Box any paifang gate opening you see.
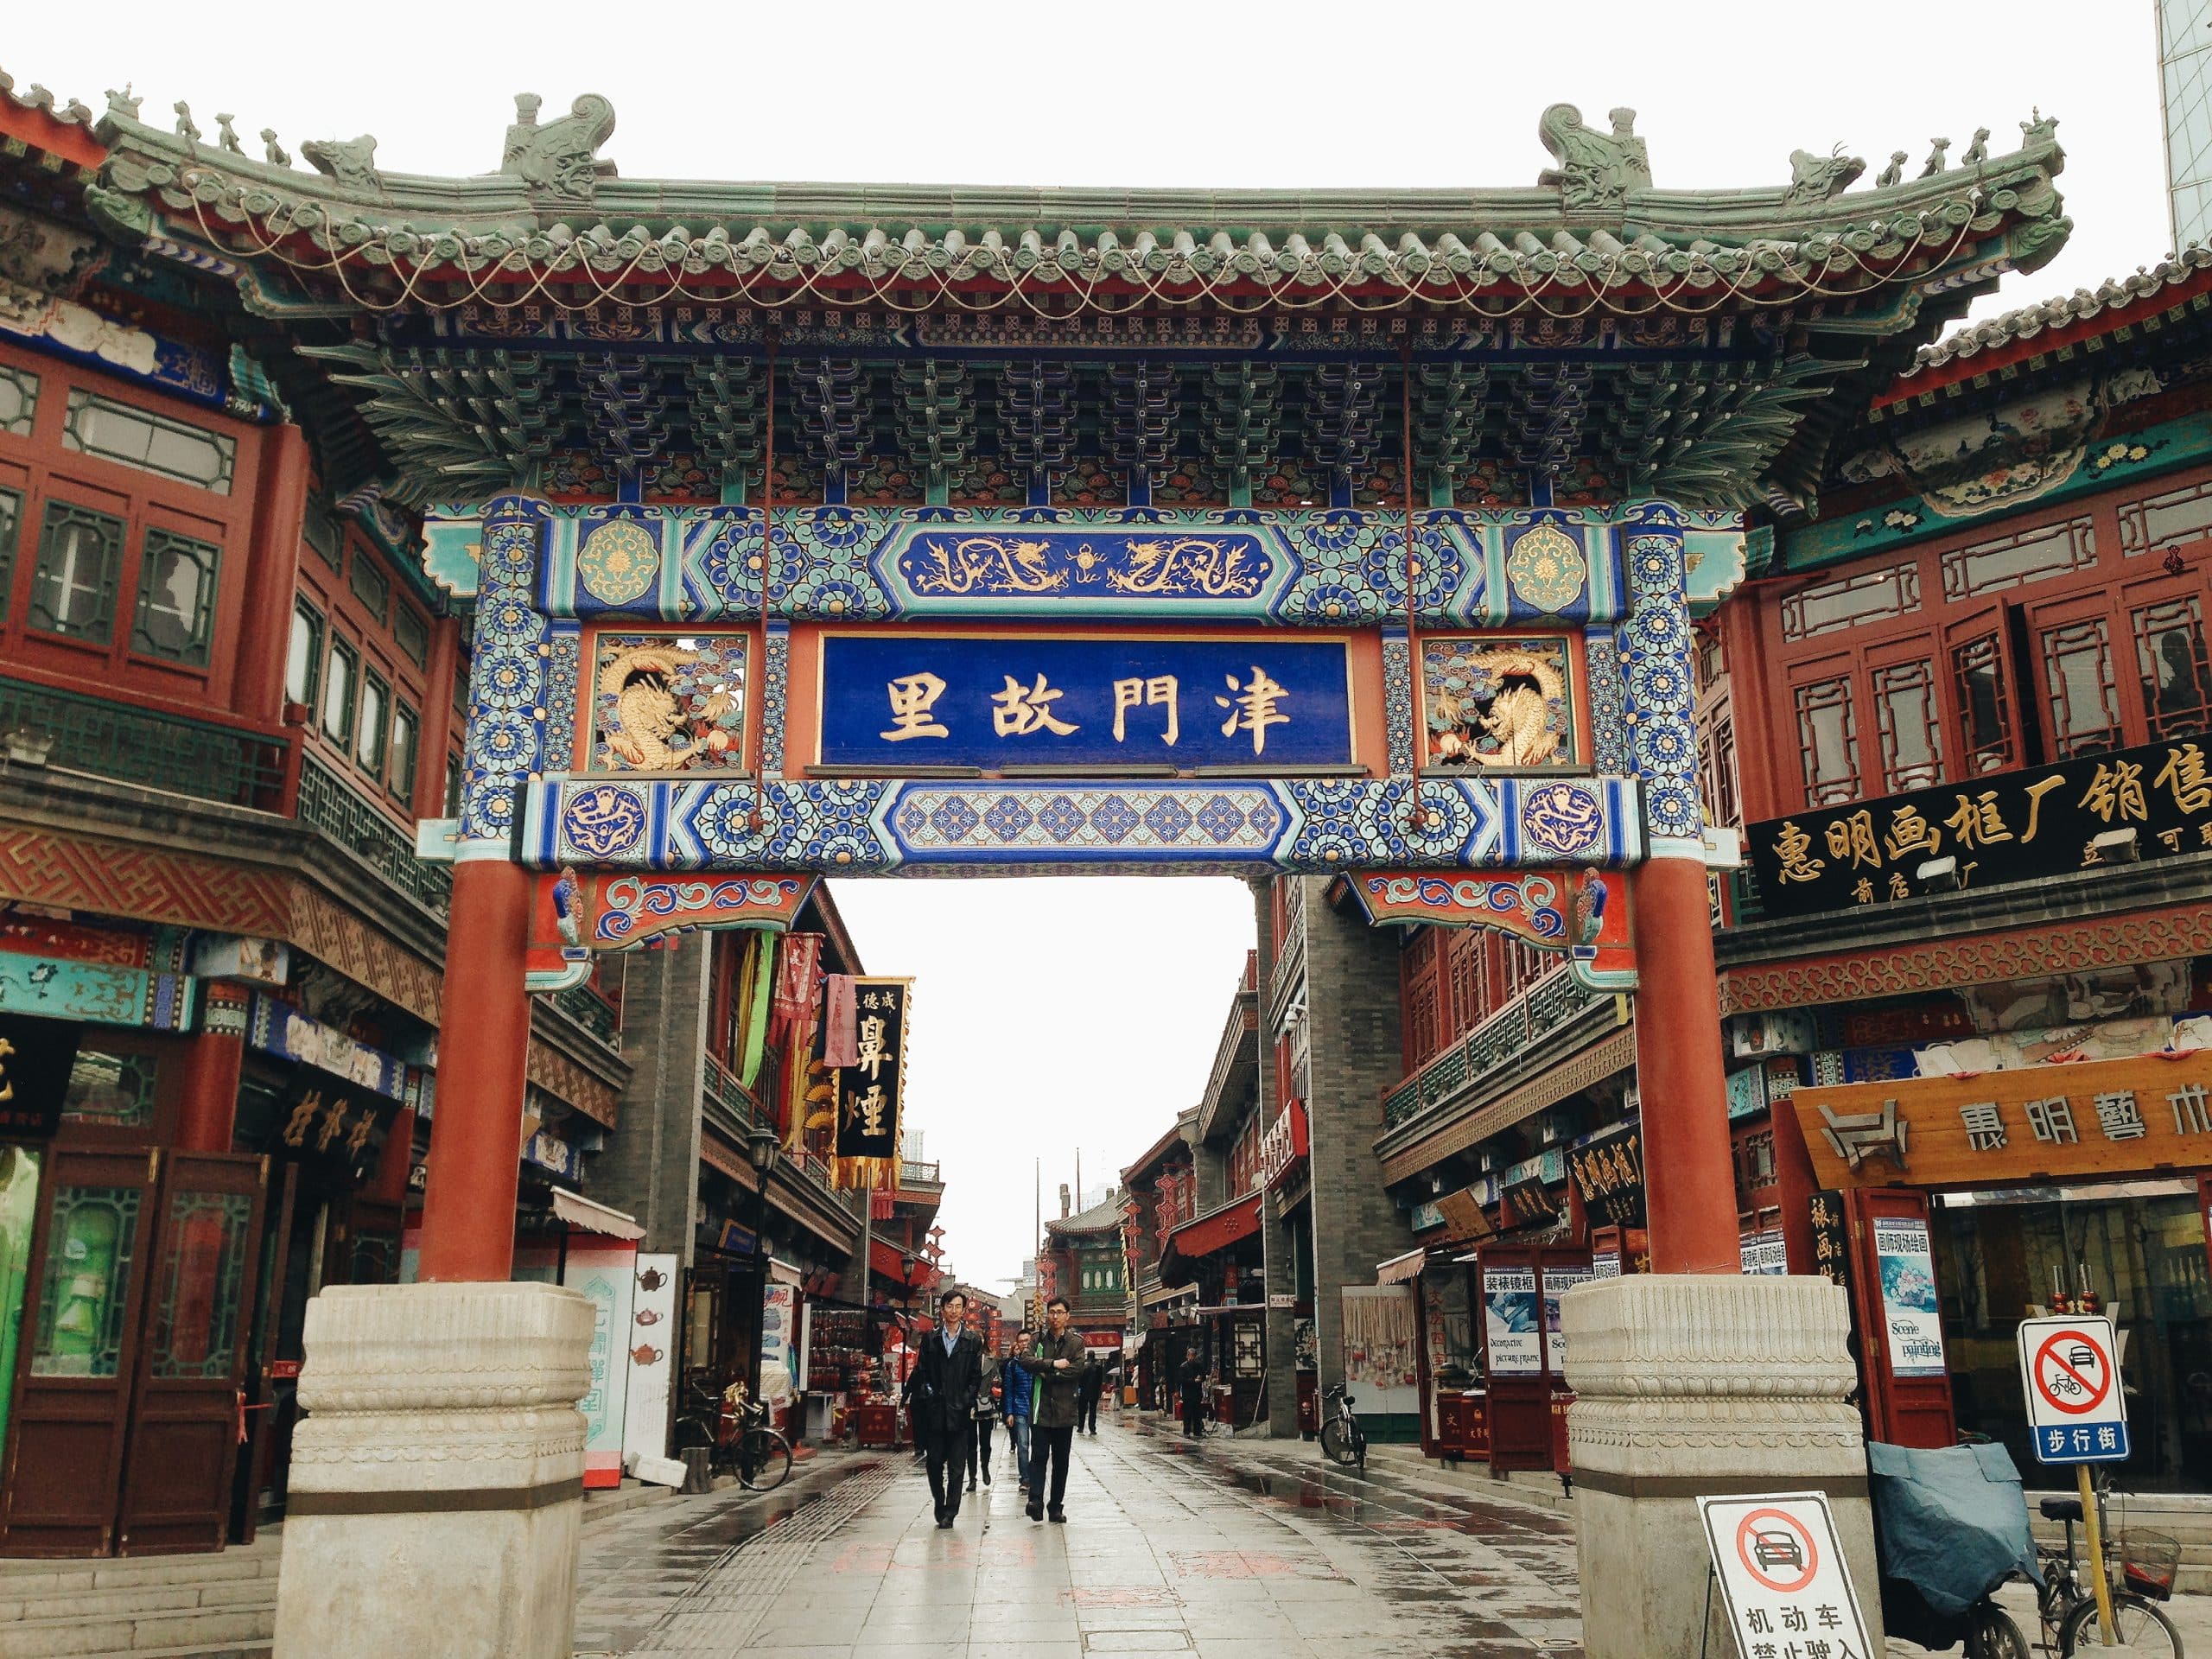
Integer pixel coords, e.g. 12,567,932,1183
80,92,2073,1295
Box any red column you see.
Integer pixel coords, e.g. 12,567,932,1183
175,1027,245,1154
1630,857,1738,1274
417,857,531,1281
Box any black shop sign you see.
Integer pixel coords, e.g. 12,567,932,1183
833,978,907,1162
0,1014,84,1139
1746,734,2212,918
1567,1120,1645,1229
265,1071,397,1183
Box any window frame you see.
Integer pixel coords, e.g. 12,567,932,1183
286,599,324,711
29,498,125,645
355,669,391,780
322,634,359,747
390,699,421,803
129,526,221,667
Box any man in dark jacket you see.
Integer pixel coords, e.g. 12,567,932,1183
1076,1353,1103,1435
1001,1330,1036,1486
903,1289,984,1527
1025,1296,1087,1522
1179,1348,1207,1439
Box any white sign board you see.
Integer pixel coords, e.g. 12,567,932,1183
1699,1491,1874,1659
2016,1313,2130,1464
620,1253,679,1473
1739,1233,1788,1276
1542,1266,1592,1375
1483,1266,1541,1376
1872,1216,1947,1377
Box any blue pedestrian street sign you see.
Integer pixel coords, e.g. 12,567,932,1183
2016,1314,2129,1465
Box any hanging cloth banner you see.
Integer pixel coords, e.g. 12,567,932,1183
772,933,825,1048
738,932,779,1089
823,974,859,1069
832,977,911,1164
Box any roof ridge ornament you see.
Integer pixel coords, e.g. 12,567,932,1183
1783,144,1865,207
501,92,617,207
1537,104,1649,211
302,133,381,192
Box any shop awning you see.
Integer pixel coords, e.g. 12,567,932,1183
1166,1192,1262,1261
550,1187,644,1242
869,1238,930,1286
1141,1281,1199,1307
1376,1246,1429,1285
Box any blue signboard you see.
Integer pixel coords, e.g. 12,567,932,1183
816,634,1355,770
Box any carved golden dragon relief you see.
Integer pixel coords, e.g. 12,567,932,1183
906,534,1265,596
1108,538,1262,596
911,537,1065,594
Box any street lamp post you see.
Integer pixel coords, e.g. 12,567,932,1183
746,1124,781,1400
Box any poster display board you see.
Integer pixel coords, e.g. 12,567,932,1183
1541,1265,1592,1376
621,1254,678,1473
1482,1264,1541,1377
1872,1215,1946,1378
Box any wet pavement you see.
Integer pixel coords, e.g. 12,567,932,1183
572,1414,1581,1658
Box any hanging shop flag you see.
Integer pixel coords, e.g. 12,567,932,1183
822,974,859,1069
833,978,911,1162
772,933,825,1047
0,1014,83,1138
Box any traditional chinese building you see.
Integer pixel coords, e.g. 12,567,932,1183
1716,239,2212,1491
0,75,635,1560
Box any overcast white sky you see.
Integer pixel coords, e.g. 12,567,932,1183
10,0,2180,1285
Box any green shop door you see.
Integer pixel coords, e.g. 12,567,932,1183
0,1148,266,1555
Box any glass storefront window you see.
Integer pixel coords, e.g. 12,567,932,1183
0,1147,42,1452
148,1189,252,1379
31,1185,143,1377
1936,1184,2212,1490
60,1047,159,1128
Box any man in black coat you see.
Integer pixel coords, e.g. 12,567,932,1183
903,1288,985,1527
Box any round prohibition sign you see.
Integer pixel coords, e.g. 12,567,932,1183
1734,1508,1819,1596
2032,1331,2113,1418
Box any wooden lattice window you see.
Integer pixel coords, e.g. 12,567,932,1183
1949,632,2014,776
130,528,219,665
286,600,323,709
1780,561,1921,640
1941,517,2096,601
356,671,390,780
349,547,390,624
2120,477,2212,556
2132,594,2212,743
322,636,359,745
392,602,429,668
0,485,19,623
1793,676,1859,806
61,389,234,494
0,364,35,436
391,701,421,801
29,499,124,642
2039,616,2121,759
1872,658,1943,792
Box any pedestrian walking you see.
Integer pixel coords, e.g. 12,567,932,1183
1077,1352,1103,1435
1025,1297,1086,1523
1179,1348,1206,1440
902,1289,983,1528
967,1372,998,1491
1001,1329,1036,1487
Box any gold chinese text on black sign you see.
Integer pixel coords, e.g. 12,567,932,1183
833,978,908,1162
1747,735,2212,917
1567,1121,1645,1228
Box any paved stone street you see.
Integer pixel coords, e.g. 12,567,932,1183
573,1416,1582,1658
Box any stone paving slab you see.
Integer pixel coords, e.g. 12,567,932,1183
573,1412,2212,1659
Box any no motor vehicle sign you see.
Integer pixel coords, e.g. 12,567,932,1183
2016,1313,2129,1465
1699,1492,1874,1659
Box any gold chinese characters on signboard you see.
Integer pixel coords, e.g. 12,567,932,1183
1793,1049,2212,1190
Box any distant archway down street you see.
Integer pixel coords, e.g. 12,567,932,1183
79,86,2076,1657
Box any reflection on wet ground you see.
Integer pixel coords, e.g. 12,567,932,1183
574,1414,1582,1658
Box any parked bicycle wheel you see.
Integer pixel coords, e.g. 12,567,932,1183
1319,1419,1360,1469
2058,1592,2182,1659
741,1427,793,1492
1965,1602,2030,1659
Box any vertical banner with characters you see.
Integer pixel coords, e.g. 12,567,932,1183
832,978,911,1179
1873,1215,1946,1377
563,1241,639,1488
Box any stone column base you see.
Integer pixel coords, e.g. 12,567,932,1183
273,1281,595,1659
1561,1274,1883,1659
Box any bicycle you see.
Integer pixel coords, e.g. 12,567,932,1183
671,1378,794,1492
1965,1472,2180,1659
1319,1382,1366,1471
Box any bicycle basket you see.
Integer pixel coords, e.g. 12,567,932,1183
2120,1530,2180,1602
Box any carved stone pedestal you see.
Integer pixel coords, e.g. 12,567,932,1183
272,1281,595,1659
1560,1274,1883,1659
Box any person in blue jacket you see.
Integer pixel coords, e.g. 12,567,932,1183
1000,1327,1037,1489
